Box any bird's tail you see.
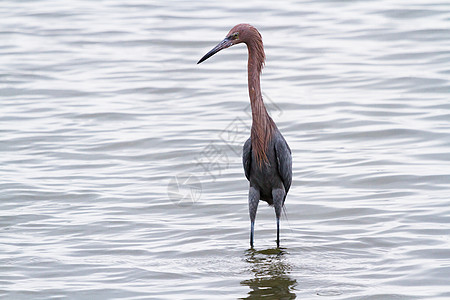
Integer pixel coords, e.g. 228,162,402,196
282,204,293,233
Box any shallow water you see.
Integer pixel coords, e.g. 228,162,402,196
1,0,450,299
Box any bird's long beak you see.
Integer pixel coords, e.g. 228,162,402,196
197,37,233,64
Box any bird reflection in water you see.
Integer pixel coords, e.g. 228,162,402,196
240,248,297,299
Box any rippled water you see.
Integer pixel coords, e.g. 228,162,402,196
1,0,450,299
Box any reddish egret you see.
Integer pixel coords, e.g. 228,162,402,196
198,24,292,248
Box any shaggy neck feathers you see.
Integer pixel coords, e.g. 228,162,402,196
243,26,275,166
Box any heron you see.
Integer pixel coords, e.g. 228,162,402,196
197,24,292,248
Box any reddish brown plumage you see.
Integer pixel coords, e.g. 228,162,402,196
228,24,276,166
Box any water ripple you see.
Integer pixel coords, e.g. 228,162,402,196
1,0,450,299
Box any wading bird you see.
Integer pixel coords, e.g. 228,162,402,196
198,24,292,248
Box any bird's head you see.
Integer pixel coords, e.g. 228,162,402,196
197,24,255,64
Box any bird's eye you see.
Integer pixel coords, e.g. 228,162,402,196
232,32,239,39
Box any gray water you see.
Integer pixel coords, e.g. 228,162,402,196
1,0,450,299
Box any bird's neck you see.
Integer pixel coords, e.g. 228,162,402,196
247,41,274,165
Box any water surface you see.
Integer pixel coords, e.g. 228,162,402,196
1,0,450,299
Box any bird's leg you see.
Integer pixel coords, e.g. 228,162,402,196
248,186,260,248
272,188,285,248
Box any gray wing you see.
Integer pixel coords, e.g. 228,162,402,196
274,135,292,196
242,137,252,181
